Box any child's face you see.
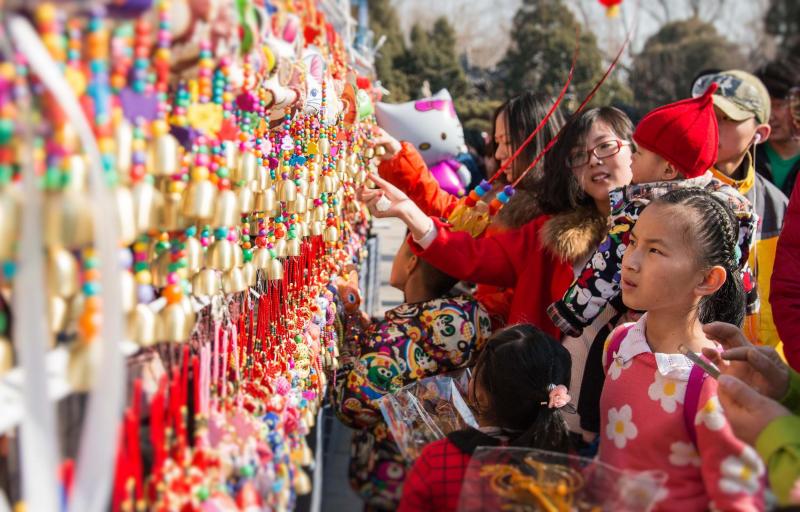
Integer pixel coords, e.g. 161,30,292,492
630,145,672,184
569,120,633,202
620,204,707,314
389,241,417,290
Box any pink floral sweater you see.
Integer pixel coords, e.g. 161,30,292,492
599,316,764,511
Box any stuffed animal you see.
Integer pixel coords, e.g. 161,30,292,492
376,89,470,197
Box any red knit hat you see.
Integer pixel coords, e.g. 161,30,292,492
633,83,719,179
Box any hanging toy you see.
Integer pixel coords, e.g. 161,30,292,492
598,0,623,17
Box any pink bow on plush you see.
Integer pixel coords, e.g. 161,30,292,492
414,99,457,118
543,384,571,409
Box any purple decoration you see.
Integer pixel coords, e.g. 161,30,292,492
267,157,279,169
137,284,156,304
503,185,515,197
430,159,465,197
107,0,154,18
119,87,159,123
170,126,200,150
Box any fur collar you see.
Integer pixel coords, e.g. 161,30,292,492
541,206,608,264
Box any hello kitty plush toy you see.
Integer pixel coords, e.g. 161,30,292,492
376,89,470,196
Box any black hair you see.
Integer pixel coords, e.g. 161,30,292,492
755,57,800,99
400,235,459,297
653,189,746,326
501,92,566,190
537,107,634,215
469,324,572,453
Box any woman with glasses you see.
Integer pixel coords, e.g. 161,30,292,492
360,106,635,345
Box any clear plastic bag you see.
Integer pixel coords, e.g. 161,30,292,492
458,447,667,512
377,370,478,461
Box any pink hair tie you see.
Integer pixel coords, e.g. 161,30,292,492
541,384,571,409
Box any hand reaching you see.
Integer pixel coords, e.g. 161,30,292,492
718,374,790,446
371,127,402,161
701,322,790,401
357,173,433,241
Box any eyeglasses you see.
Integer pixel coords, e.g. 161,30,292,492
567,139,631,169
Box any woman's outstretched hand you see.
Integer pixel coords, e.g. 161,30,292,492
358,173,433,241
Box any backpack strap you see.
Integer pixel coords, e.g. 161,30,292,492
603,324,634,373
683,362,708,447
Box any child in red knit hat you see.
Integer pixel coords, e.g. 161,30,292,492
547,85,759,441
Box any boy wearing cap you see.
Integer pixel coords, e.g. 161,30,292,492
548,84,758,341
755,59,800,196
695,70,788,353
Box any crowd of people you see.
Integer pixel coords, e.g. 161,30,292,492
332,59,800,511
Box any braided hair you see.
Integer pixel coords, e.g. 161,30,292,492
653,188,746,326
469,324,572,453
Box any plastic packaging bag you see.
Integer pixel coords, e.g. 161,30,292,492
378,370,477,461
458,447,667,511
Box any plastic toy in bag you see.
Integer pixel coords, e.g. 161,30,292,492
378,370,477,462
458,447,667,512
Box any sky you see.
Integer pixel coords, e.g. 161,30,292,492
389,0,772,68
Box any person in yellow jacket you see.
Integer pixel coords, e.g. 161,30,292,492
692,70,789,353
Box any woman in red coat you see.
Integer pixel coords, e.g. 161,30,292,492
374,93,561,327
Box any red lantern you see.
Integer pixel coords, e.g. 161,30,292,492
598,0,623,17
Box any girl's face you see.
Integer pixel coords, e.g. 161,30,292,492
620,204,708,315
493,111,514,182
569,121,633,202
467,369,491,424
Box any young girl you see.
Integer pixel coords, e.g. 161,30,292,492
599,189,763,510
398,324,572,512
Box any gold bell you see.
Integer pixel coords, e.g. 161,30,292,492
287,238,301,257
182,180,217,221
223,142,240,175
206,239,235,271
161,192,189,231
319,138,331,155
127,304,157,348
308,181,320,200
213,189,239,228
150,251,172,288
185,236,204,274
0,338,13,376
336,158,347,176
47,248,79,298
274,238,287,258
257,167,273,191
132,180,163,234
321,175,336,194
0,188,20,260
267,258,284,281
300,439,314,466
279,179,297,202
149,134,180,176
192,268,220,297
241,262,257,287
375,145,386,157
115,119,133,179
237,186,254,214
64,155,88,193
292,193,308,214
43,191,94,249
156,303,191,343
66,340,99,392
236,151,259,184
254,188,278,216
310,221,323,237
312,205,326,223
252,247,273,270
222,267,247,294
120,270,136,314
48,295,68,337
114,186,137,246
364,146,375,159
324,225,339,243
233,244,244,267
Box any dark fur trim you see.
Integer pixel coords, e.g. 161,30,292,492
541,207,608,264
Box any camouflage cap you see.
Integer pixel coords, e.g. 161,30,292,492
691,70,770,124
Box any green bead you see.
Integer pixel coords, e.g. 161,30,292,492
0,311,7,334
216,167,229,178
243,249,253,262
0,119,14,145
240,464,255,478
84,257,99,269
196,487,210,502
0,165,11,186
155,241,170,252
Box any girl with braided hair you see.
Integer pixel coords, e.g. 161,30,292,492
597,189,763,510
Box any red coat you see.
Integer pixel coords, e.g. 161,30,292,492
379,142,514,326
772,178,800,369
407,216,574,340
398,438,472,512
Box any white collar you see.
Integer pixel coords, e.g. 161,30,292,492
614,314,697,381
